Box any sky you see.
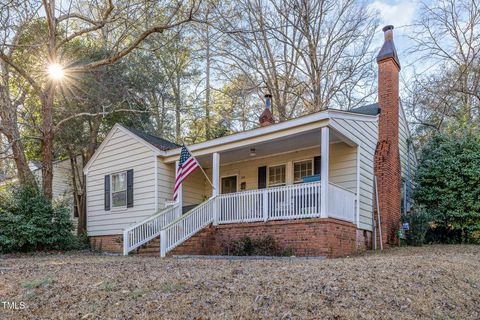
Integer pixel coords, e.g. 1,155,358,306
368,0,427,97
369,0,419,56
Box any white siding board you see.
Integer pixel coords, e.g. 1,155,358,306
331,117,378,231
86,128,156,236
157,160,175,208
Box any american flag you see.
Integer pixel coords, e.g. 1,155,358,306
173,146,200,200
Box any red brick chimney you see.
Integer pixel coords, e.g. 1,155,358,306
259,94,275,127
374,25,402,247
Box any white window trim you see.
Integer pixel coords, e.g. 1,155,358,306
111,171,127,211
267,163,287,187
293,159,314,184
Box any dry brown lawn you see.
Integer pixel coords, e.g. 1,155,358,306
0,245,479,319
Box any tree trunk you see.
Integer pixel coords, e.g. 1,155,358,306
159,94,166,136
174,74,182,143
205,24,212,140
0,84,36,186
41,0,58,200
10,133,35,185
41,86,55,200
69,152,87,235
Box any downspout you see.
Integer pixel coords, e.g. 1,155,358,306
406,139,412,212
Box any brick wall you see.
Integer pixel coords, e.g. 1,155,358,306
89,234,123,253
168,219,370,258
92,219,372,257
375,48,402,247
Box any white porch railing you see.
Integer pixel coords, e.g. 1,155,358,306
217,181,322,223
218,181,356,224
328,183,357,222
160,197,215,257
123,204,180,255
133,182,356,258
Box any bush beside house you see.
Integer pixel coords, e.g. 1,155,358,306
0,186,82,253
414,132,480,244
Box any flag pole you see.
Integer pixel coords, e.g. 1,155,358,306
183,144,216,190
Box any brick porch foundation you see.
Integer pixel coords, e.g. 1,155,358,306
168,218,371,258
89,234,123,253
90,219,372,257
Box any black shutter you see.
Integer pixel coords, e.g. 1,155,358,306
314,156,321,175
104,175,110,211
127,169,134,208
258,166,267,189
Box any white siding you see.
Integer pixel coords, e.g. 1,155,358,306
33,158,82,229
157,159,174,208
331,106,417,230
399,106,417,177
156,159,206,208
33,159,74,198
331,118,378,231
86,127,156,236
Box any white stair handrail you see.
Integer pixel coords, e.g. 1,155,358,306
123,204,180,256
160,197,215,257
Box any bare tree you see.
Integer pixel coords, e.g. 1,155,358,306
222,0,377,121
0,0,202,198
221,0,304,121
0,0,38,185
407,0,480,134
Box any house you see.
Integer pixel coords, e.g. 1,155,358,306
84,25,417,257
33,158,83,231
0,158,81,231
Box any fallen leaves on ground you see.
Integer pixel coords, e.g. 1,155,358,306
0,245,479,319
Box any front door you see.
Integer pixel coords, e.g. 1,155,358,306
221,176,237,194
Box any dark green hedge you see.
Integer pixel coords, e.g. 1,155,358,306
414,132,480,244
0,186,79,253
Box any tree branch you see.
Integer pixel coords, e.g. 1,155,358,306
70,1,201,72
54,109,152,130
56,0,114,48
0,52,41,93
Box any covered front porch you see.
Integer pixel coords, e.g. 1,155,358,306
169,125,360,226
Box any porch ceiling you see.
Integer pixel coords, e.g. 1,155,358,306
196,128,346,168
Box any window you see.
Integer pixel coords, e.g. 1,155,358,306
268,164,286,186
111,172,127,208
294,160,313,183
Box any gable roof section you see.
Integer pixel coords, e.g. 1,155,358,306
83,124,178,173
123,127,180,151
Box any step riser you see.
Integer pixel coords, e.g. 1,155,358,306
132,236,161,256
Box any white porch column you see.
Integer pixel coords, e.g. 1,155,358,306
320,127,330,218
212,152,220,225
175,160,183,218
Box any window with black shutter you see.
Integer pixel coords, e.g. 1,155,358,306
314,156,321,175
126,169,134,208
104,175,110,211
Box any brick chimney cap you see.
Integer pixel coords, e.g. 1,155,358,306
382,25,394,32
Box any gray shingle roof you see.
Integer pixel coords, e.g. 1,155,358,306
123,127,180,151
349,103,380,116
